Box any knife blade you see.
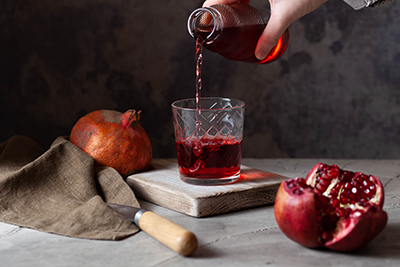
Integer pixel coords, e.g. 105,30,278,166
107,203,197,256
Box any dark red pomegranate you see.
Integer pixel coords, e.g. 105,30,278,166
70,109,152,177
274,163,387,251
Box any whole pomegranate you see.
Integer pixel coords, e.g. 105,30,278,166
274,163,387,251
70,109,152,177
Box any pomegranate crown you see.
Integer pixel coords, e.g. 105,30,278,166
122,109,142,129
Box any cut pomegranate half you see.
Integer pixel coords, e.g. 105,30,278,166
274,163,388,251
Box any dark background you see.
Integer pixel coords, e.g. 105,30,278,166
1,0,399,159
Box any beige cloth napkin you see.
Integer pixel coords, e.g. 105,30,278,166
0,135,140,240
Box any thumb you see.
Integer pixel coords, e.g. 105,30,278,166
256,0,328,60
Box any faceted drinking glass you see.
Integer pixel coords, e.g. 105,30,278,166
172,97,245,185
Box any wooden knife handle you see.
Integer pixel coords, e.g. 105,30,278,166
138,211,198,256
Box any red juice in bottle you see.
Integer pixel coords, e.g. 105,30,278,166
176,138,242,178
188,3,289,64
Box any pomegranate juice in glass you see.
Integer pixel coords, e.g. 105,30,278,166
172,97,245,185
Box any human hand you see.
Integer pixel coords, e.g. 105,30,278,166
203,0,328,60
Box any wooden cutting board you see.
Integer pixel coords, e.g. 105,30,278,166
126,159,287,217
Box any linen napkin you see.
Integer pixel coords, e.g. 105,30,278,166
0,135,140,240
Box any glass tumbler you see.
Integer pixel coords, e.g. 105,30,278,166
172,97,245,185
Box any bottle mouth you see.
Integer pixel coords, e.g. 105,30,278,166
187,7,222,43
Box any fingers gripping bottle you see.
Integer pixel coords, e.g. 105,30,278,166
187,3,289,64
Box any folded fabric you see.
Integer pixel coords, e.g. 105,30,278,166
0,135,140,240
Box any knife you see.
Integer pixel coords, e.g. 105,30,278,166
108,203,197,256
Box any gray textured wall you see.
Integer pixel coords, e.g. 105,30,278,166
1,0,399,159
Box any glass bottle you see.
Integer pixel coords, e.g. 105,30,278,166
187,3,289,64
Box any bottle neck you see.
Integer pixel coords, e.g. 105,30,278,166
187,6,224,44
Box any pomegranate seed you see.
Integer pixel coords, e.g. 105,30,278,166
315,182,329,194
341,187,348,196
327,169,339,178
344,182,351,189
358,173,368,180
339,170,355,182
332,184,342,194
320,173,328,180
330,191,338,199
321,231,330,241
341,196,349,205
367,184,374,191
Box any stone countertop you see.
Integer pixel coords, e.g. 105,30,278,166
1,159,399,267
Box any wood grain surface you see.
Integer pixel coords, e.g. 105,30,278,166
126,159,287,217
